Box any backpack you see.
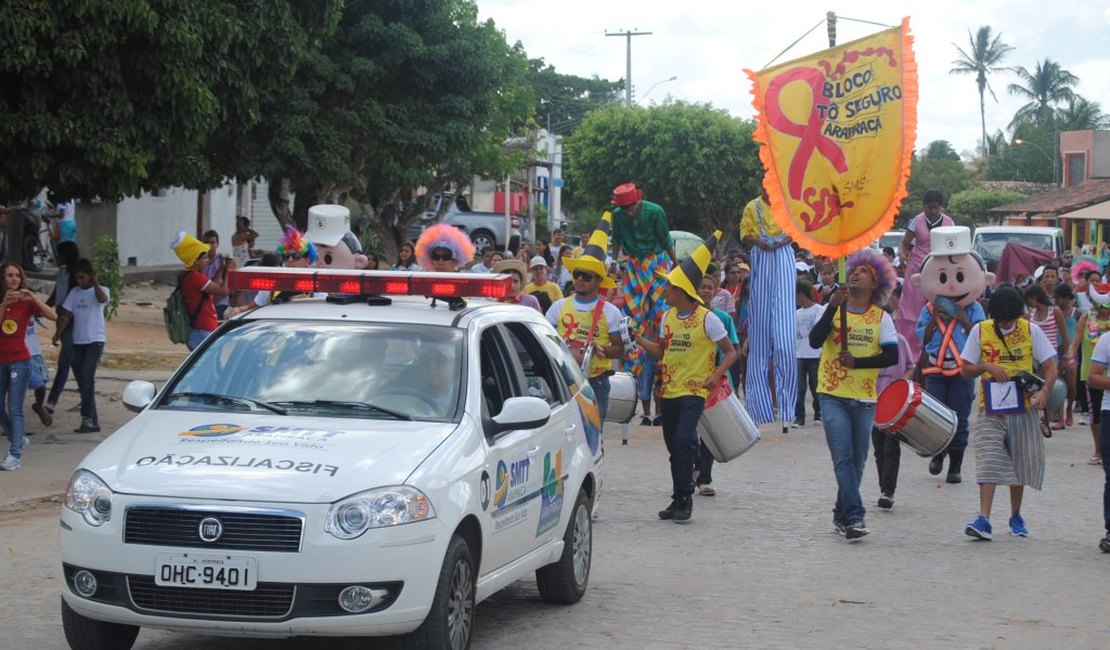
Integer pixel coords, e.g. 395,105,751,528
164,272,208,345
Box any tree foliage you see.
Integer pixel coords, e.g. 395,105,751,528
526,59,622,135
0,0,340,204
565,102,761,236
985,120,1056,183
949,26,1014,157
947,188,1027,228
1007,58,1079,129
900,141,973,223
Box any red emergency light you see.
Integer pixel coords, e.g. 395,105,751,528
227,268,512,300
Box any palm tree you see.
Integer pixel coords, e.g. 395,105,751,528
1007,58,1079,129
950,26,1014,157
1056,96,1109,131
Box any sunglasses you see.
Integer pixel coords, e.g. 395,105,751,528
285,252,305,261
573,270,598,281
431,252,454,262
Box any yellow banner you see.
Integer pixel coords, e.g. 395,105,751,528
745,18,917,257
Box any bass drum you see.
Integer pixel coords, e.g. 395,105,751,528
874,379,957,457
696,382,760,462
604,372,636,424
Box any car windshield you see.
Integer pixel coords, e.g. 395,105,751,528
161,321,465,422
975,233,1055,262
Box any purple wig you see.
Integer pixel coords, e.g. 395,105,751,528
847,248,898,307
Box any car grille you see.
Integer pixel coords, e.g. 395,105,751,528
124,506,303,552
128,577,294,618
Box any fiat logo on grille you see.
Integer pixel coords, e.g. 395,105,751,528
198,517,223,543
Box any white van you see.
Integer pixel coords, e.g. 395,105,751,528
971,226,1065,267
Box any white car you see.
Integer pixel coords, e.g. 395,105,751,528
59,268,604,650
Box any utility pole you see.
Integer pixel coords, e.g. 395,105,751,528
606,28,652,106
826,11,836,47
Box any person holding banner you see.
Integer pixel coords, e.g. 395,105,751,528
634,231,737,524
547,215,625,423
959,284,1058,541
897,189,954,358
610,183,674,379
741,184,797,428
808,250,899,541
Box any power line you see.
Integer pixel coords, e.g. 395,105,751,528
605,29,652,106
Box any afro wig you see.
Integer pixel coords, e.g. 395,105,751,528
846,248,898,307
275,225,318,264
415,223,477,270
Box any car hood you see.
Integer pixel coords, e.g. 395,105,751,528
80,410,457,503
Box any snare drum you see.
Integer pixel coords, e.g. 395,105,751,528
874,379,957,457
604,372,636,424
696,382,760,462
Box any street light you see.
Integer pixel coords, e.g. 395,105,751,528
1013,137,1058,186
638,75,677,104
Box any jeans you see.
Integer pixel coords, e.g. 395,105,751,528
1101,415,1110,533
819,394,875,524
47,326,74,406
589,375,611,425
636,354,657,401
187,328,212,351
0,360,31,459
72,342,104,423
925,373,974,453
795,357,820,423
660,395,706,498
871,427,901,497
695,440,714,486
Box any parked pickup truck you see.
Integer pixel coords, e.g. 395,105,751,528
408,192,526,253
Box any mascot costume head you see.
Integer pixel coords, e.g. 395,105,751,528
911,226,994,315
305,204,369,270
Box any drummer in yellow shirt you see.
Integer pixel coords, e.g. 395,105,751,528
807,249,899,541
634,231,737,524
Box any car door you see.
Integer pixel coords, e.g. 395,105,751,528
477,325,548,568
501,322,577,547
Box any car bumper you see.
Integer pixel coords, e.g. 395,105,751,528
59,499,450,637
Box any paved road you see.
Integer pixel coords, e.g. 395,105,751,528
3,418,1108,649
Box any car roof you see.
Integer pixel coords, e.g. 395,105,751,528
236,295,550,329
974,226,1061,234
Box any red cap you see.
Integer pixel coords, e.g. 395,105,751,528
611,183,643,207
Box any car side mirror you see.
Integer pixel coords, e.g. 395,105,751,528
122,380,157,413
490,396,551,434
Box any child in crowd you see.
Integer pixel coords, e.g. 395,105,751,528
26,318,51,428
56,259,110,433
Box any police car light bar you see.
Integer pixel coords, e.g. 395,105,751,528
228,267,513,299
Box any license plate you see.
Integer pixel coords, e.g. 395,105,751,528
155,553,257,591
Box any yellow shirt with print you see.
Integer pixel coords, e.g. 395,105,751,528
555,298,615,379
739,196,782,241
659,306,719,399
524,281,564,307
978,318,1034,405
817,305,885,400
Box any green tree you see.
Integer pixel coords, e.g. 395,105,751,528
565,102,762,236
0,0,339,204
1007,58,1079,129
527,59,622,135
984,120,1055,183
900,141,973,222
949,26,1014,157
239,0,533,259
1056,96,1109,131
947,188,1027,229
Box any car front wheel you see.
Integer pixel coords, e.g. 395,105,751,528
61,598,140,650
535,490,592,604
403,535,476,650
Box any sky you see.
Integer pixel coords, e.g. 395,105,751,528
476,0,1110,158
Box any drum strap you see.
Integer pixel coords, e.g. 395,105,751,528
921,304,963,377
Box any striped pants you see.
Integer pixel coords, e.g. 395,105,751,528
744,244,797,425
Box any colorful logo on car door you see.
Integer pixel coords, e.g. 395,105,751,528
575,385,602,455
536,450,564,536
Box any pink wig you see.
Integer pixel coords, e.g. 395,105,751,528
415,223,477,270
847,248,898,307
1073,259,1098,284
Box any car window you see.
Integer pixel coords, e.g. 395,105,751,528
480,327,517,418
161,321,464,421
503,322,565,406
527,322,588,396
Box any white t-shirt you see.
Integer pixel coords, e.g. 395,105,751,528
57,201,76,222
960,321,1055,366
795,303,824,359
25,319,42,357
1086,333,1110,404
62,286,109,344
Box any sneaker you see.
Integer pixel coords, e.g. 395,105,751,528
651,415,663,427
0,454,21,471
833,520,847,536
792,419,804,428
965,514,993,540
1009,513,1029,537
639,416,652,426
877,494,894,510
845,521,870,540
814,414,821,422
658,497,681,520
1079,413,1089,425
672,496,693,523
1100,534,1110,553
74,418,101,434
621,439,628,446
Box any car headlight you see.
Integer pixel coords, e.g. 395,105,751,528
325,486,435,539
64,470,114,527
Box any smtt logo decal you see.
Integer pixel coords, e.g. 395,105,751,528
536,450,564,536
179,424,244,437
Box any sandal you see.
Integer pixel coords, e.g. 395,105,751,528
1089,456,1103,466
1051,422,1065,430
699,485,716,496
1039,418,1052,439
